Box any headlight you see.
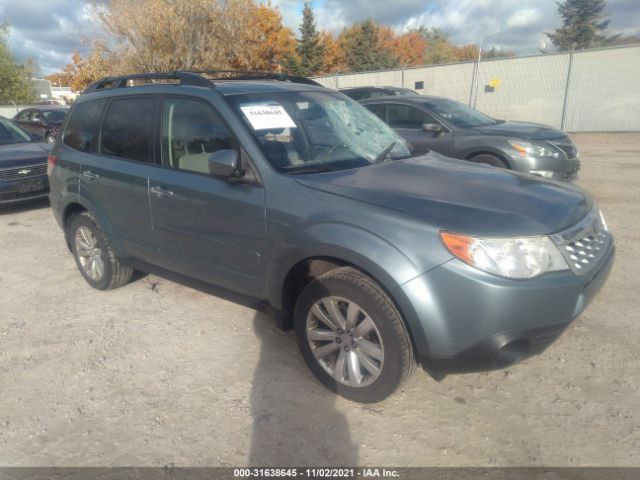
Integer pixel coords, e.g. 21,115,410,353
508,140,559,158
599,210,608,231
440,232,569,279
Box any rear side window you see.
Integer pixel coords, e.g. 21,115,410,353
14,110,31,121
63,99,106,152
100,97,156,163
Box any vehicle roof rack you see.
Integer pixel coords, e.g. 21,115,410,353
83,71,213,93
189,70,324,87
83,69,324,94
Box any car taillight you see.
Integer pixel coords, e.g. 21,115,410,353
47,154,57,178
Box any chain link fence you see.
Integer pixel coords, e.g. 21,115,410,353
314,44,640,132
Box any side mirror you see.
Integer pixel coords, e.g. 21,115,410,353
422,123,442,133
208,149,239,177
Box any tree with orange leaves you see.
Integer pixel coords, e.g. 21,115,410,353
385,30,428,66
247,3,297,71
62,43,114,93
319,31,346,73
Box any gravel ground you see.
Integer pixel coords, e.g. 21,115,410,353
0,133,639,467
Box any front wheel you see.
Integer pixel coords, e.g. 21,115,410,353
69,212,133,290
294,267,416,403
469,153,507,168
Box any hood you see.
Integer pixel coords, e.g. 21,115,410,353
296,154,592,237
0,142,51,169
471,121,567,141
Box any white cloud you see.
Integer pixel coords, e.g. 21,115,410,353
2,0,639,74
506,8,542,28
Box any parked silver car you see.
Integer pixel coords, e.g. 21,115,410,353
361,95,580,181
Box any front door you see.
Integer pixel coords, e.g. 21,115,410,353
148,96,267,297
386,103,454,156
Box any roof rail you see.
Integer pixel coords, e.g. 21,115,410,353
82,69,324,94
83,71,212,93
189,70,325,87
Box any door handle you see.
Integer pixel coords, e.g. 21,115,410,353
83,170,99,180
150,185,174,197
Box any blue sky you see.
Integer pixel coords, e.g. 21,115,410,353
1,0,639,75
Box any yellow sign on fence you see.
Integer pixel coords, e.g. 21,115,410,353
489,78,502,88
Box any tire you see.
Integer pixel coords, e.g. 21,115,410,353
68,212,133,290
294,267,416,403
469,153,507,168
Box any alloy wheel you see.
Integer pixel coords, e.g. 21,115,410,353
306,296,384,387
74,226,104,281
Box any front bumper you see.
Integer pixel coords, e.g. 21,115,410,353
513,155,581,182
0,174,49,205
400,238,614,370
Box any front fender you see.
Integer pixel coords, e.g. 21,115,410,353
267,222,434,354
456,138,514,168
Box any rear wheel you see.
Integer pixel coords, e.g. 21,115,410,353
68,212,133,290
469,153,507,168
294,267,416,403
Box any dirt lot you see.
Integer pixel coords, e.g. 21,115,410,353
1,133,639,467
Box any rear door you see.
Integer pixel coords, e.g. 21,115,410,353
147,96,267,297
386,103,453,155
81,96,158,262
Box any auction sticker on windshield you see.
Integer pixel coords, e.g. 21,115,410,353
240,105,296,130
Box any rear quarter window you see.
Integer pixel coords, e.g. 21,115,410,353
63,99,107,152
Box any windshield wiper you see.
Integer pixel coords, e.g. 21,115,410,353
371,142,396,164
285,166,336,175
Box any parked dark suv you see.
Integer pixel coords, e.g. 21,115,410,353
49,71,614,403
361,95,580,181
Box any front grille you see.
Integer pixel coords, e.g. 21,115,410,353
551,208,611,275
551,142,578,159
0,163,47,180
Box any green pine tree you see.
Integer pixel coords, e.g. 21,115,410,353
294,1,325,76
548,0,619,50
0,23,34,103
341,20,398,72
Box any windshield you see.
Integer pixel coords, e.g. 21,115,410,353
226,91,411,173
0,118,32,145
424,98,499,128
41,110,67,122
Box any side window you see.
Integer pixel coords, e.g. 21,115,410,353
63,99,107,152
15,110,30,121
162,97,234,174
365,104,386,122
387,104,439,130
100,97,156,162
